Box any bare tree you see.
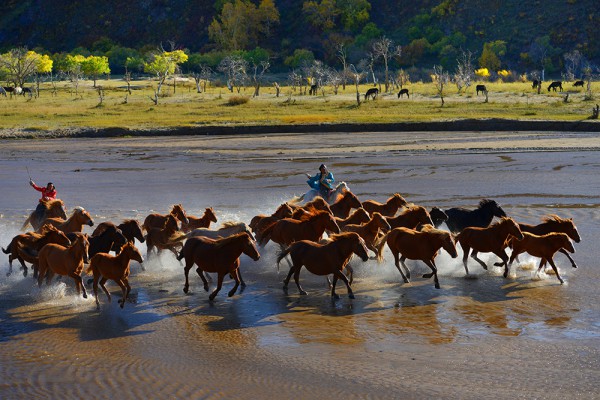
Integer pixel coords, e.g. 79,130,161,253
191,65,213,93
372,36,402,93
396,69,410,89
325,67,343,95
302,60,327,95
582,63,599,101
218,55,248,93
563,50,583,82
251,60,270,97
432,65,450,106
454,49,475,93
349,62,368,106
336,43,349,90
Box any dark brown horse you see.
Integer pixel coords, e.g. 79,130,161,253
42,207,94,233
250,203,294,235
335,208,371,230
505,232,575,283
376,225,457,289
69,224,127,259
145,214,181,258
142,204,189,232
277,232,369,299
386,205,434,230
455,217,524,275
2,224,70,277
258,209,340,247
178,232,260,300
329,190,362,219
362,193,408,217
92,219,146,248
181,207,218,233
87,242,144,309
22,199,67,231
37,234,90,298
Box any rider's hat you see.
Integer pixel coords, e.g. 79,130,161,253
319,164,327,170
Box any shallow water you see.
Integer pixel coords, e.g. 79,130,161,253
1,132,599,399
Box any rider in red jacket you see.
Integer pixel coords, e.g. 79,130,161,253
30,180,57,202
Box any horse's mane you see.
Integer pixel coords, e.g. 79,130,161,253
220,221,246,229
542,214,569,224
489,216,514,227
326,231,358,242
214,232,250,248
72,206,85,212
45,199,64,209
122,219,140,226
479,199,498,208
297,206,325,221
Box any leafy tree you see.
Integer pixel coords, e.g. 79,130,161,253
144,49,188,104
303,0,339,31
284,49,315,69
81,55,110,87
0,48,53,87
479,40,506,71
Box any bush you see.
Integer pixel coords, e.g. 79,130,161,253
226,95,250,106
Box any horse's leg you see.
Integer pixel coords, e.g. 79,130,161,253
345,264,354,286
559,248,577,268
293,265,308,296
227,269,240,297
333,269,354,299
196,268,209,292
461,246,471,275
116,279,128,309
471,251,489,271
393,252,409,283
209,272,225,301
546,257,564,284
93,274,101,309
183,259,194,294
400,255,411,280
283,264,295,293
330,274,339,299
492,249,510,278
422,260,440,289
99,277,111,303
45,270,55,286
69,271,87,299
237,267,246,288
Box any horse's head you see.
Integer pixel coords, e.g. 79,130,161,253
172,204,189,224
481,199,506,218
351,233,370,262
441,232,458,258
127,219,146,243
555,233,576,254
242,232,261,261
323,212,341,234
373,212,391,233
121,241,144,264
545,215,581,243
351,208,371,224
205,207,218,223
392,193,408,208
74,207,94,227
414,206,434,227
429,207,448,227
42,224,71,247
502,217,524,240
274,203,294,219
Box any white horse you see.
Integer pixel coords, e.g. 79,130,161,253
293,181,350,205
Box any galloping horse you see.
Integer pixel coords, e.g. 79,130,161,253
375,225,457,289
178,232,260,300
343,212,391,255
22,199,67,231
250,203,294,234
504,232,575,283
87,242,144,309
386,205,434,230
70,224,127,259
335,208,371,230
258,209,340,247
455,217,524,275
181,207,218,233
2,224,70,277
277,232,369,299
362,193,408,217
329,190,362,218
92,219,145,249
37,234,90,298
145,214,181,258
42,207,94,233
430,207,449,228
444,199,506,233
296,182,350,205
142,204,189,232
184,221,253,241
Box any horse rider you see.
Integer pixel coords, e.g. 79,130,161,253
306,164,335,199
30,180,58,220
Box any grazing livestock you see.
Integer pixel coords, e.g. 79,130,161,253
22,199,67,231
573,80,584,87
548,81,563,92
532,80,541,89
397,88,409,98
92,219,146,247
476,84,487,95
145,214,181,258
309,84,319,95
364,87,379,100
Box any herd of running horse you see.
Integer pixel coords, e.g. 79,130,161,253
2,188,581,307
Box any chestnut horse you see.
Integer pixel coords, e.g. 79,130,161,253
178,232,260,300
42,206,94,233
87,242,144,309
375,225,457,289
505,232,575,283
362,193,408,217
145,214,181,258
257,209,340,247
181,207,218,233
335,208,371,230
343,212,391,255
277,232,369,299
22,199,67,231
386,205,434,230
142,204,189,232
444,199,506,233
2,224,70,277
455,217,524,275
250,203,293,232
37,234,90,298
329,190,362,219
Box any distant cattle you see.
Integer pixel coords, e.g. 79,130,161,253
532,80,541,89
476,84,487,95
364,87,379,100
548,81,563,92
397,88,409,98
573,80,584,87
22,87,33,97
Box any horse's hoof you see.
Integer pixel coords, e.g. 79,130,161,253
6,272,11,277
572,265,578,269
299,290,308,296
183,287,189,294
83,293,88,299
435,283,440,289
228,290,236,297
203,285,209,292
209,294,217,301
240,281,247,288
348,293,355,299
332,293,340,300
402,278,410,283
120,302,125,309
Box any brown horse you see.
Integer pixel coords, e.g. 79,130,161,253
277,232,369,299
343,212,391,255
145,214,181,258
505,232,575,283
362,193,408,217
87,242,144,309
250,203,293,231
257,209,340,247
335,207,371,230
142,204,189,232
329,190,362,219
22,199,67,231
2,224,70,277
455,217,524,275
376,225,457,289
178,232,260,300
37,234,90,298
42,207,94,233
181,207,218,233
295,196,333,215
386,205,434,230
92,219,146,248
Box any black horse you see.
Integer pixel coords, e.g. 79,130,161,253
364,87,379,100
430,207,449,228
476,84,487,95
548,81,563,92
443,199,507,233
68,224,127,259
573,80,584,87
532,80,540,89
397,88,409,98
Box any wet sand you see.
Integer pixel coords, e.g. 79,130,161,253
1,131,599,399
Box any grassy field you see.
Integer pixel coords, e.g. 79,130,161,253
0,79,598,131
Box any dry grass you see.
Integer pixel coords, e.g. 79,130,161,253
0,78,597,131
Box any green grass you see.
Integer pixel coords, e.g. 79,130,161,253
0,79,597,131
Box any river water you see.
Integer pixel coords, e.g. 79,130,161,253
0,131,599,399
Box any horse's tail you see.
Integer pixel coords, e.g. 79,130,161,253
289,194,304,205
257,221,277,247
21,214,32,231
374,232,390,262
176,249,185,261
2,245,11,254
276,246,292,272
166,231,187,246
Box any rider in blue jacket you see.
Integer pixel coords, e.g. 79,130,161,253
306,164,335,199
